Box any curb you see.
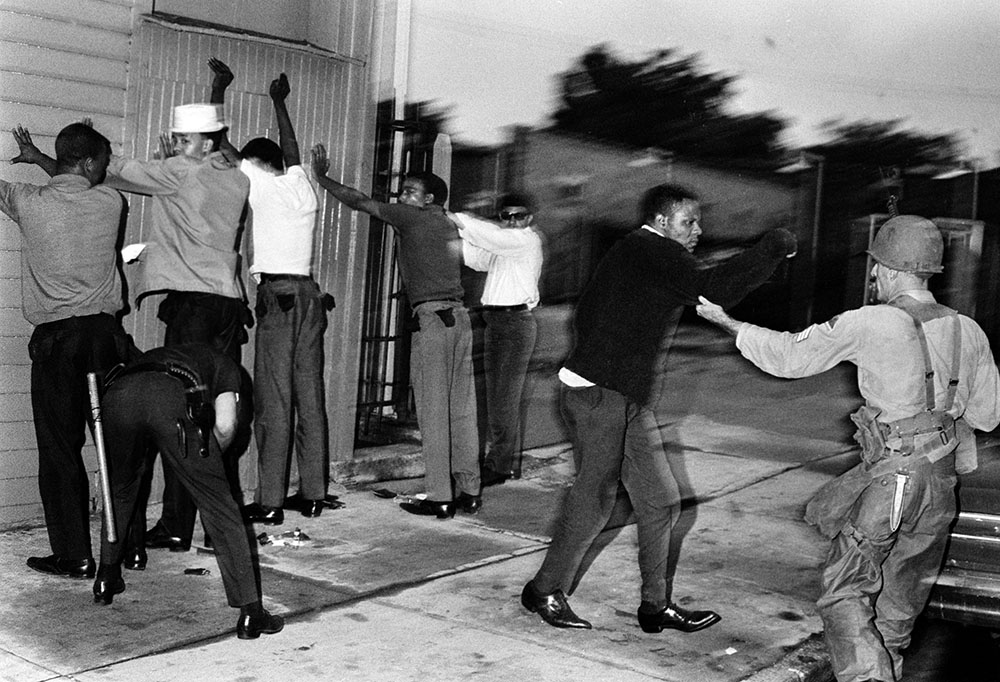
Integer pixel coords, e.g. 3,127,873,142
741,633,833,682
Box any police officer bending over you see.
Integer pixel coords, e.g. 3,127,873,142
93,343,283,640
697,215,1000,682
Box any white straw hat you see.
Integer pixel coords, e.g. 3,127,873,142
170,103,226,133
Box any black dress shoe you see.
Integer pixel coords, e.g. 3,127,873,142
92,565,126,605
399,498,455,519
300,500,323,518
122,546,147,571
26,554,96,579
520,581,592,629
236,609,285,639
637,601,721,633
455,492,482,514
481,467,518,487
145,523,190,552
243,502,284,526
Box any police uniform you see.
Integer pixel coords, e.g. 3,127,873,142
96,344,260,609
736,289,1000,682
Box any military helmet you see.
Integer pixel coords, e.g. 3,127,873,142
868,215,944,274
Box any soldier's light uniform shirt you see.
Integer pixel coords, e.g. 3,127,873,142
735,290,1000,429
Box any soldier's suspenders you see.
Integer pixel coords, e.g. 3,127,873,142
886,296,962,459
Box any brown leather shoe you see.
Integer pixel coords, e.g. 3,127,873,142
520,581,592,629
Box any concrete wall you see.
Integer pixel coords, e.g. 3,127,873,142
0,0,400,525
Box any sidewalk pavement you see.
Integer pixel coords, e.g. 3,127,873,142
0,322,860,682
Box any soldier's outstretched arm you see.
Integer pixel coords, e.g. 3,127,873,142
696,296,743,336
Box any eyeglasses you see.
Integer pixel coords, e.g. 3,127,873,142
499,210,530,221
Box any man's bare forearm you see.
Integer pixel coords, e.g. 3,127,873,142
696,296,744,337
272,98,300,168
314,174,374,212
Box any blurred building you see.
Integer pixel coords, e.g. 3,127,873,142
453,127,810,328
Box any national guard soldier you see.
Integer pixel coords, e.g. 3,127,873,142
697,215,1000,682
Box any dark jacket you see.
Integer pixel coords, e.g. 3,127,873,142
565,227,795,405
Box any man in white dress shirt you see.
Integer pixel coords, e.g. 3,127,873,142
452,192,543,486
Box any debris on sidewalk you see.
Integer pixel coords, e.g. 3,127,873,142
372,488,425,504
257,528,311,548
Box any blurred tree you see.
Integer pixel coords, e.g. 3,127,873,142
551,44,786,162
805,119,962,321
811,118,960,216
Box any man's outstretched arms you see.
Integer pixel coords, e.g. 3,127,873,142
207,58,240,159
10,126,57,177
310,143,384,218
269,73,300,169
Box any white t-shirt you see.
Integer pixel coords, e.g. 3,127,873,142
241,160,319,281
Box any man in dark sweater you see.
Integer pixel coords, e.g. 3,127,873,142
521,184,797,632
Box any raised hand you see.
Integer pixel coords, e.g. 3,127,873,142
209,58,234,91
269,73,290,102
310,144,329,179
153,132,175,160
10,126,42,165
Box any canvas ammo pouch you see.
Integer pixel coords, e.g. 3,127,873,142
850,405,888,465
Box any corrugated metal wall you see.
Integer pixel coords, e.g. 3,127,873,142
0,0,389,524
122,16,375,491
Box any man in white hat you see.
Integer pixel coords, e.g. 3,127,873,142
103,102,252,554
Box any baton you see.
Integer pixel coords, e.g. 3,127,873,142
87,372,117,543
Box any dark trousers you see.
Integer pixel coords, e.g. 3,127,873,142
153,291,248,543
818,454,957,682
28,314,134,560
99,373,260,606
533,384,681,607
253,277,329,507
482,308,537,474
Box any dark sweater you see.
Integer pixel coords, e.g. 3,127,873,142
564,227,795,405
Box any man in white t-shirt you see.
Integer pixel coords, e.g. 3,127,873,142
210,60,329,525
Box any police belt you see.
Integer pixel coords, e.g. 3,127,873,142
104,361,215,457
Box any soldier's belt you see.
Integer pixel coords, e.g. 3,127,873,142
880,410,954,439
878,410,956,461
